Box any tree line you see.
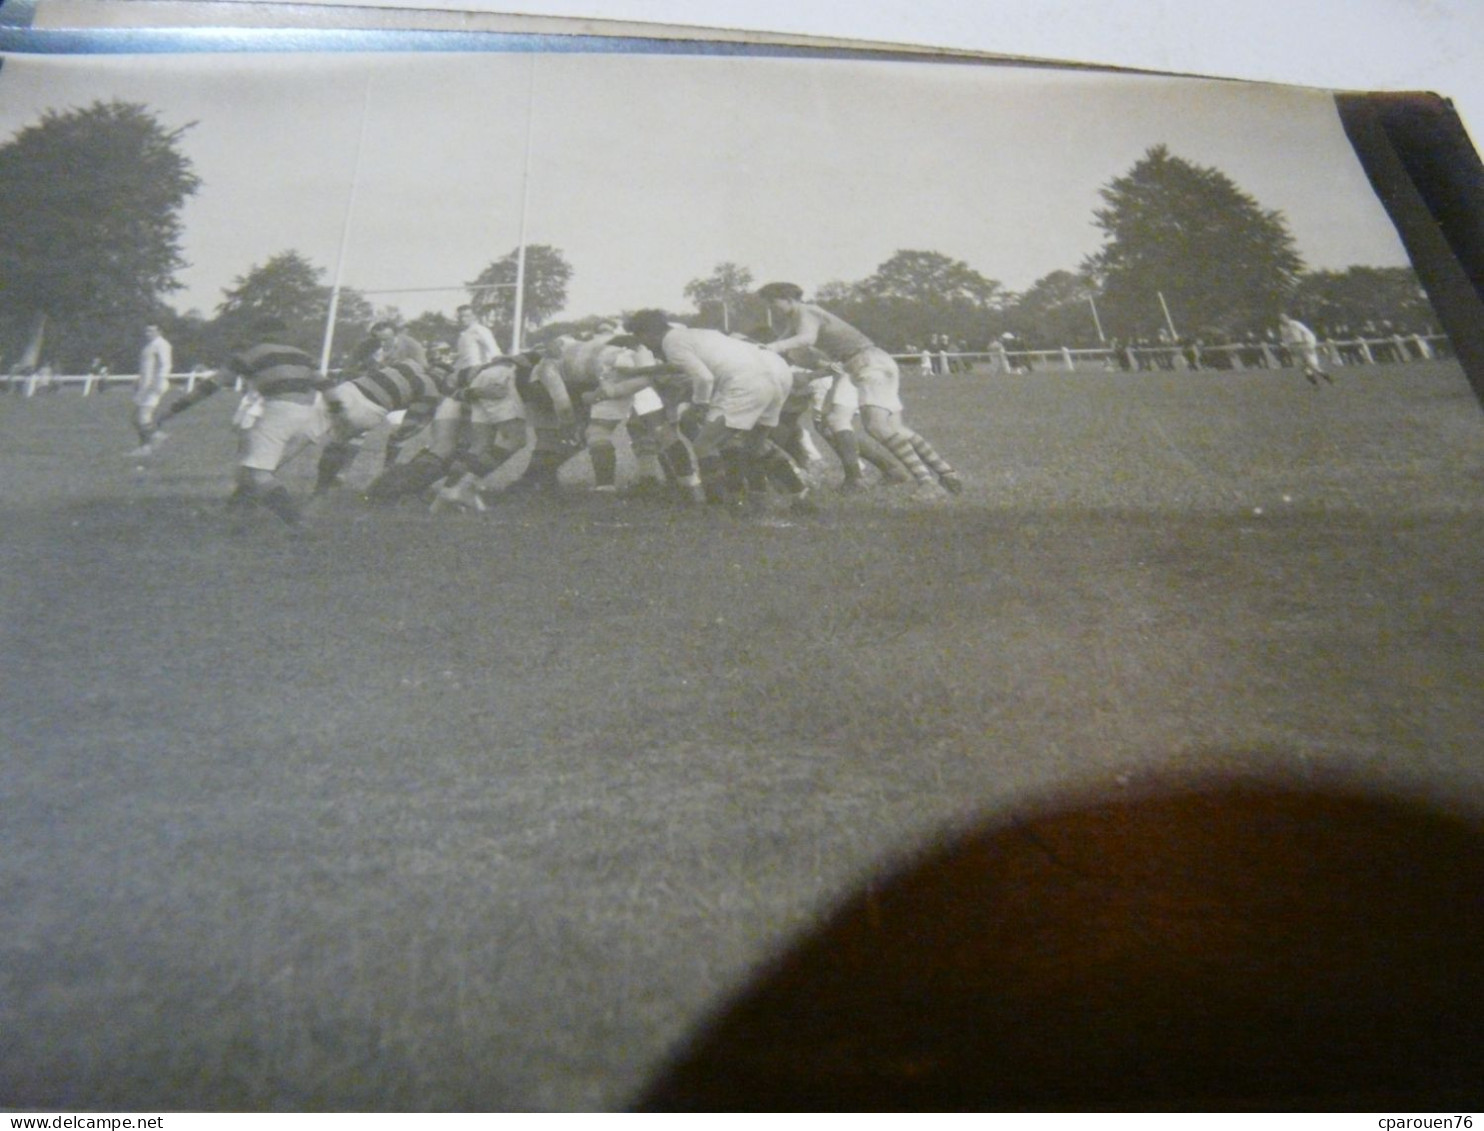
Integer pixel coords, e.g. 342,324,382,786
0,102,1437,375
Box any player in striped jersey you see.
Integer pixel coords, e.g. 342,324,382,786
158,318,327,526
361,351,531,507
314,355,449,494
757,283,963,501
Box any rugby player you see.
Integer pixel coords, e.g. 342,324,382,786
453,304,502,381
314,353,448,495
128,323,173,456
1278,313,1333,386
777,343,913,491
531,327,695,497
157,318,326,527
370,319,428,368
363,352,531,509
757,282,963,501
620,310,812,511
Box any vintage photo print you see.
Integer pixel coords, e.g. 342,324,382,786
3,28,1482,1111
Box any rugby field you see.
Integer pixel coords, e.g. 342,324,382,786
2,362,1482,1109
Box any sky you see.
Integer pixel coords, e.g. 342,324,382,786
0,44,1415,329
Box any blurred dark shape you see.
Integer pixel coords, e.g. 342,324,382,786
639,778,1484,1110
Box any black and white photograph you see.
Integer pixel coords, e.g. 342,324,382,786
2,3,1483,1112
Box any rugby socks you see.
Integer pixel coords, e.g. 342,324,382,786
589,441,618,489
720,447,751,500
315,439,360,492
827,427,864,484
662,439,705,502
906,430,956,480
629,421,669,483
882,431,936,485
777,426,813,469
260,485,301,526
699,455,729,504
861,432,914,483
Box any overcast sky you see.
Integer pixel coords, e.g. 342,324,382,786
0,46,1413,326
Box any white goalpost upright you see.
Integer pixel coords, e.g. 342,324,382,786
510,54,538,354
316,58,538,366
320,76,375,376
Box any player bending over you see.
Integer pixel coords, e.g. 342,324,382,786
757,282,962,502
314,353,449,495
619,310,813,512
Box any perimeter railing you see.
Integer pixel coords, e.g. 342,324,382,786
895,333,1453,375
1,333,1456,395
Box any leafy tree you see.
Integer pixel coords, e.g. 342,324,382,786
1005,270,1104,347
814,279,868,305
403,310,460,351
211,250,373,364
0,99,200,371
683,262,756,331
1293,266,1436,335
861,249,1003,310
1083,145,1304,340
468,244,573,349
797,253,1003,350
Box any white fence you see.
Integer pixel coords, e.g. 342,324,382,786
3,369,226,397
1,332,1455,396
895,333,1453,375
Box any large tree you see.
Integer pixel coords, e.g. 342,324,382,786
1083,145,1304,340
468,244,573,349
403,310,461,352
0,99,200,371
809,251,1004,350
1005,269,1104,348
861,249,1003,310
1293,266,1436,334
212,250,373,364
683,261,755,332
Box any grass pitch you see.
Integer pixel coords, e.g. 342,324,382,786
2,363,1483,1109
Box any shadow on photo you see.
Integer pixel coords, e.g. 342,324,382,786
639,771,1484,1110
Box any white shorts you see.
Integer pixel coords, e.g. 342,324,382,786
634,386,663,417
133,375,170,409
326,382,389,435
238,396,328,472
1290,344,1321,369
708,357,790,431
844,346,903,414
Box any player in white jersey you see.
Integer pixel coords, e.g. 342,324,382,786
618,311,812,511
757,283,963,501
1278,314,1333,386
128,324,173,456
453,305,501,378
